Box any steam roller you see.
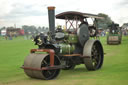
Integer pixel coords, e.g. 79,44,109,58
107,22,122,45
22,6,104,80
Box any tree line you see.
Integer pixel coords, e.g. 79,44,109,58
1,13,127,35
0,25,49,35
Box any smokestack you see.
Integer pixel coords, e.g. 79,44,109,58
47,6,55,39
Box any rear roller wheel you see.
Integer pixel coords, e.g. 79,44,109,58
23,54,60,80
83,40,104,70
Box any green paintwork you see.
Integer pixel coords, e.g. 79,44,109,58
68,34,78,44
59,43,75,54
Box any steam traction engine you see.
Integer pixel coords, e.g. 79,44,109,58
22,7,104,80
107,22,122,44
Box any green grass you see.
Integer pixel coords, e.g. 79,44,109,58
0,37,37,83
0,36,128,85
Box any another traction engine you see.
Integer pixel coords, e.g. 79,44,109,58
107,22,122,45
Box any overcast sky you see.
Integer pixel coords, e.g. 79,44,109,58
0,0,128,28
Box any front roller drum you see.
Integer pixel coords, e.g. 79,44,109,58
83,40,104,70
23,53,60,80
107,36,120,45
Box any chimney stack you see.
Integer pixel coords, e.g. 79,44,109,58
47,6,55,39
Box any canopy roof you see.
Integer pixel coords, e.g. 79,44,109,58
56,11,103,20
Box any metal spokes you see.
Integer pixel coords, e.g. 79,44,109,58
91,43,101,68
41,55,60,80
83,40,104,70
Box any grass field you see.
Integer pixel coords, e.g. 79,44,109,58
0,36,128,85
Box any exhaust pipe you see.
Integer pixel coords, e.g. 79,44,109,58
47,6,55,39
